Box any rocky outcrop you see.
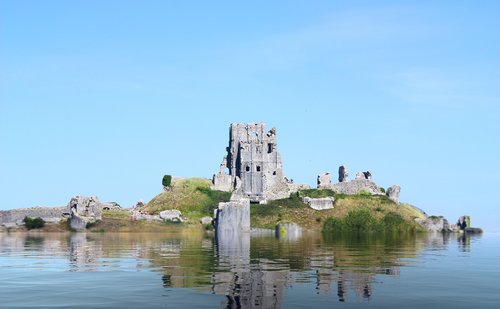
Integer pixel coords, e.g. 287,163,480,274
416,216,451,232
386,185,401,204
69,196,103,231
302,197,334,210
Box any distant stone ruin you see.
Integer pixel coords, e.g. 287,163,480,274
0,195,106,230
386,185,401,204
212,123,308,203
0,206,68,228
317,173,331,189
319,166,386,196
69,196,103,230
355,171,372,181
338,165,348,182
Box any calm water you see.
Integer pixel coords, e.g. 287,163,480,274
0,229,498,308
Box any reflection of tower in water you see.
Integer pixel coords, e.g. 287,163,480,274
214,231,288,308
69,233,102,272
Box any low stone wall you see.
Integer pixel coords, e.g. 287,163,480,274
0,206,68,227
326,179,385,195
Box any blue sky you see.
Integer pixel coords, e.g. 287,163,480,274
1,1,499,231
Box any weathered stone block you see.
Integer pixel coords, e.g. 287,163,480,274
303,197,334,210
131,212,161,221
70,215,86,231
386,185,401,204
159,209,183,222
317,173,331,188
215,199,250,235
200,216,212,225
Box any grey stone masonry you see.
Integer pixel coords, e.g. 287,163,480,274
212,123,302,203
317,173,332,188
324,179,385,196
69,196,103,231
215,199,250,235
338,165,349,182
0,206,68,227
386,185,401,204
302,197,335,210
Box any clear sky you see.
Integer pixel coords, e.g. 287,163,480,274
1,1,499,231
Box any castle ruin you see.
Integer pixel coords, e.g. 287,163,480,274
212,123,305,203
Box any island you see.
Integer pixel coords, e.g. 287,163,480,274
0,123,482,235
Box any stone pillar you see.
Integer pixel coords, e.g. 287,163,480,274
215,199,250,235
338,165,349,183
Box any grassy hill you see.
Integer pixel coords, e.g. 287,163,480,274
252,189,427,232
106,178,427,233
140,178,231,221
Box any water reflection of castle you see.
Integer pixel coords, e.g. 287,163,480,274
0,232,474,307
211,231,409,308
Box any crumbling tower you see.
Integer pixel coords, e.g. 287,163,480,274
212,123,289,203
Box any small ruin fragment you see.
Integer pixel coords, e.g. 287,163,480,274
319,166,385,196
338,165,348,182
386,185,401,204
355,171,372,181
317,173,332,188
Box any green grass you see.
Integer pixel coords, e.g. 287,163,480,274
299,189,336,198
250,190,426,231
322,209,422,235
141,178,231,221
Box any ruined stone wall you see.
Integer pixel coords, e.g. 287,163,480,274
0,206,68,227
327,179,385,195
213,123,294,203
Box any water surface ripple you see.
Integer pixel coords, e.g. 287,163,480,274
0,231,498,308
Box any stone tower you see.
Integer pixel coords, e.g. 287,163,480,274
213,123,293,203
